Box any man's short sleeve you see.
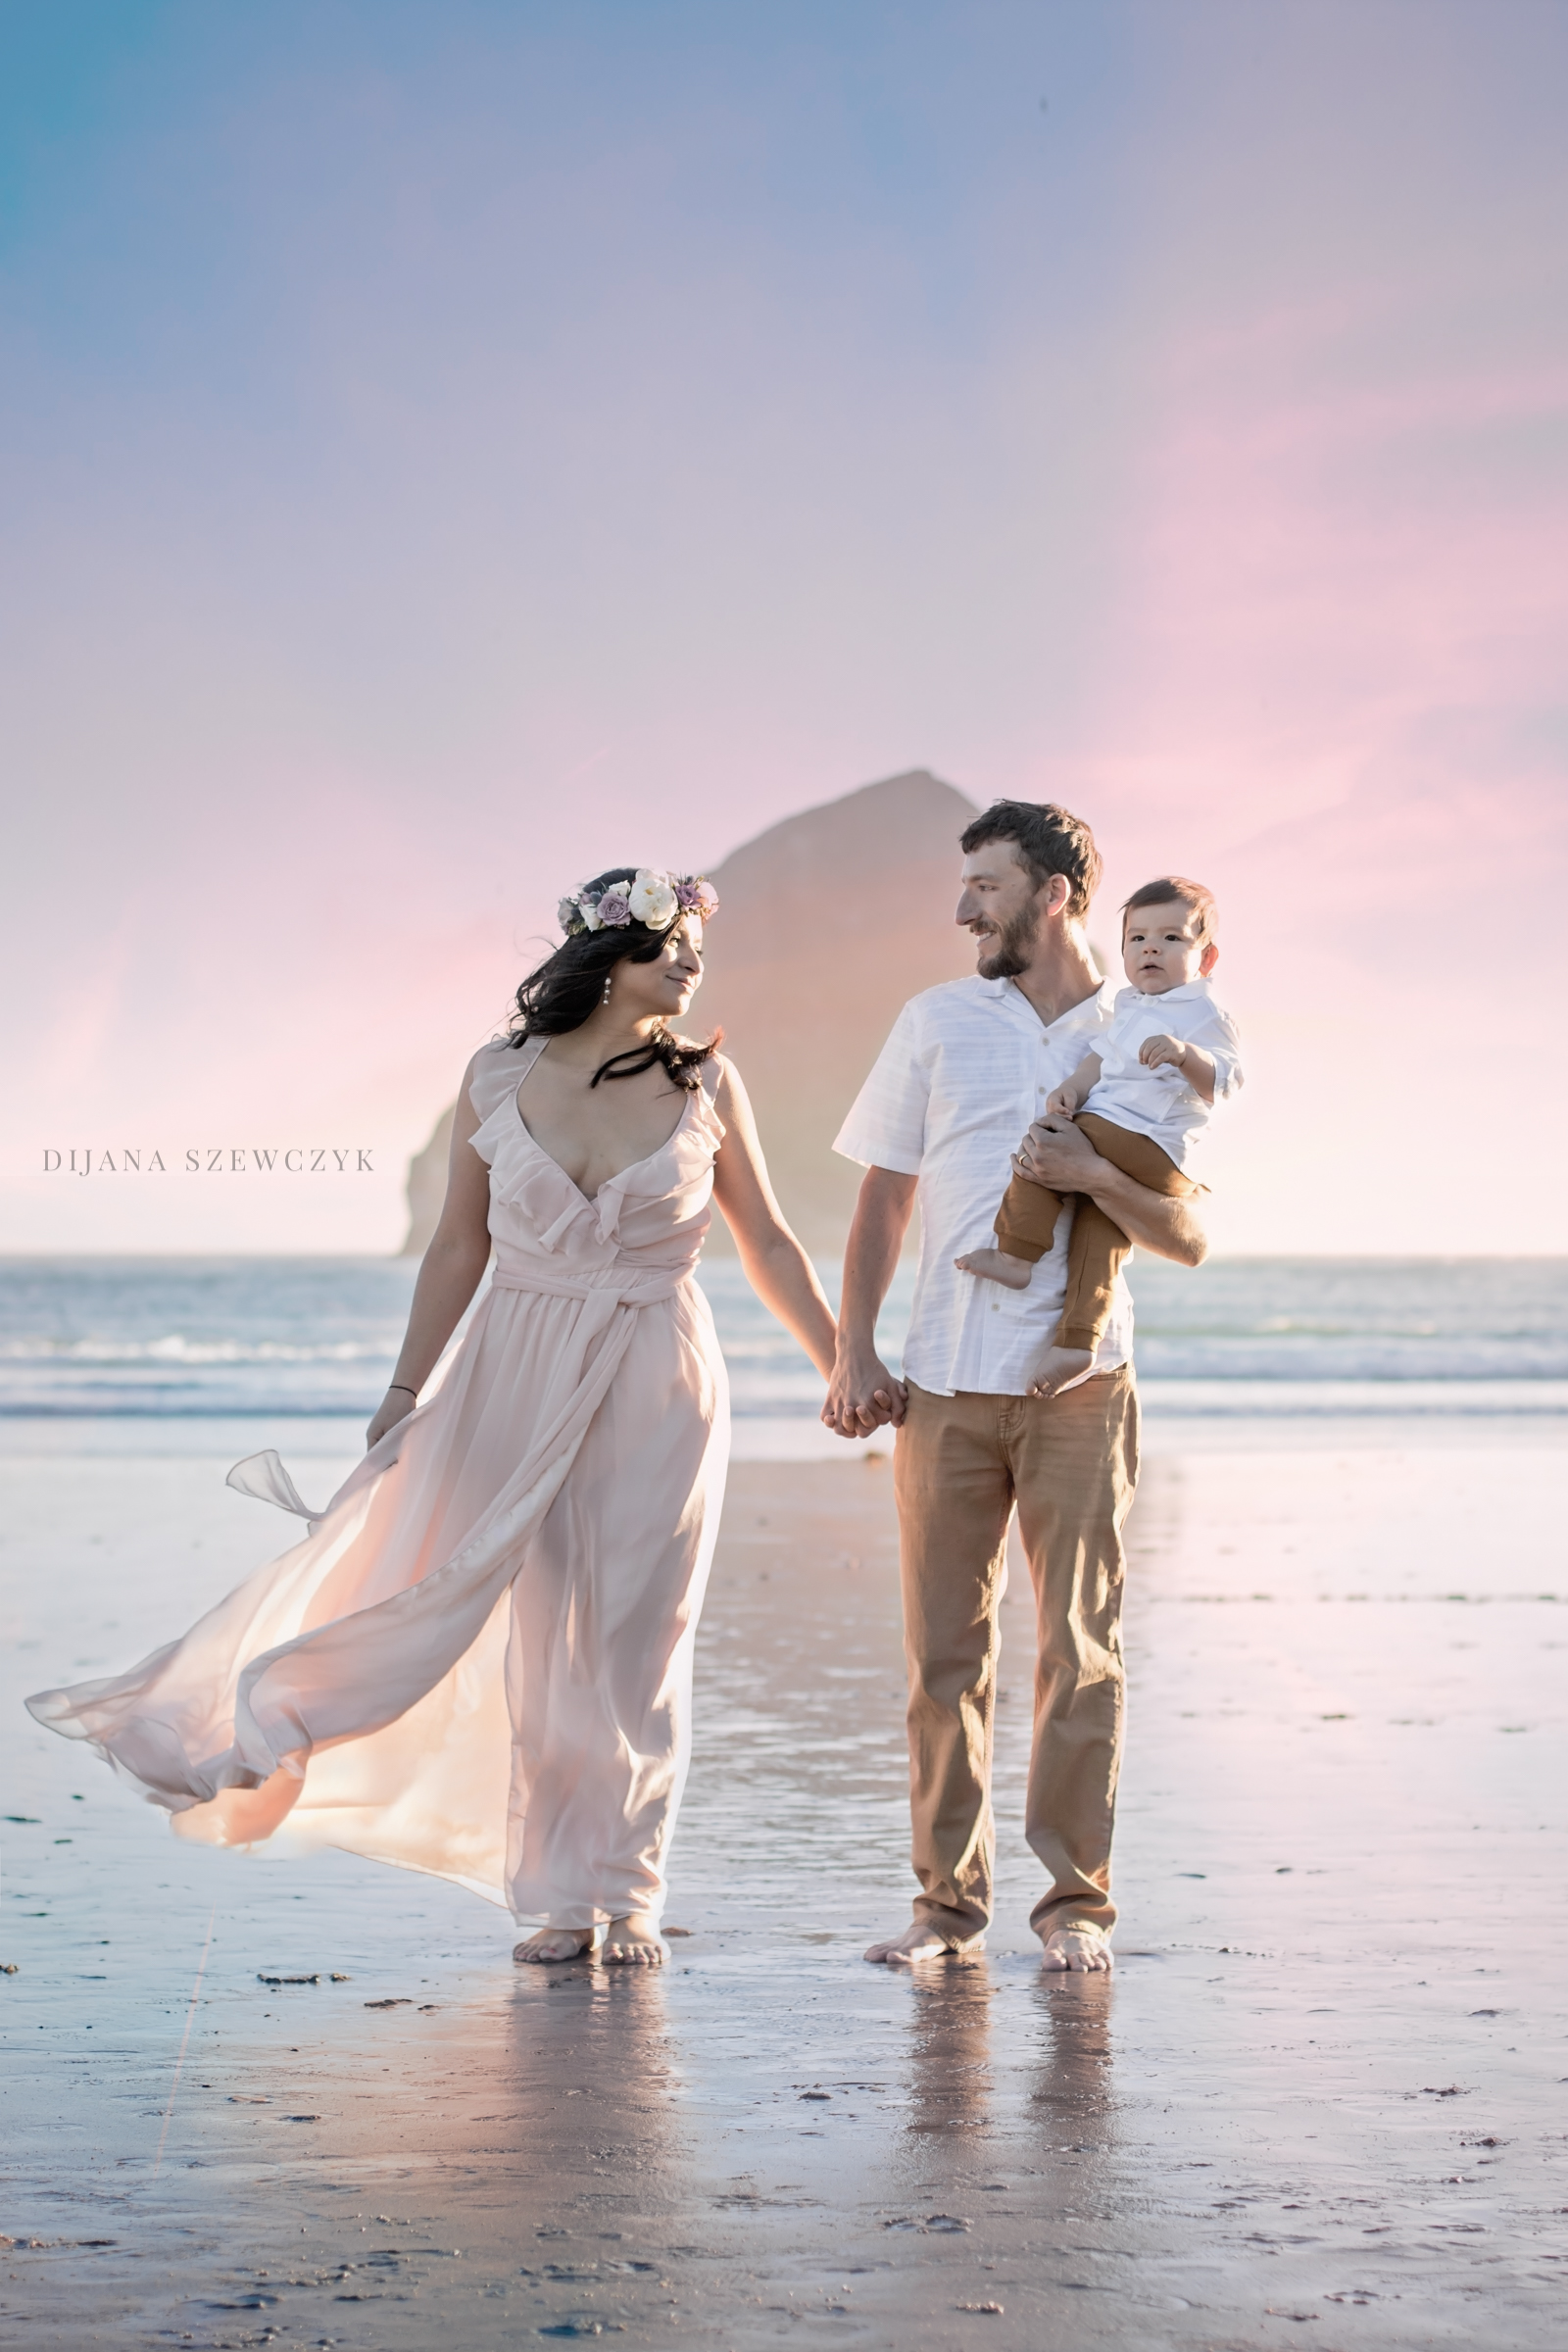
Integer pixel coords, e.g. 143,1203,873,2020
833,1000,928,1174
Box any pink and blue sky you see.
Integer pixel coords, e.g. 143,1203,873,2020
5,0,1565,1253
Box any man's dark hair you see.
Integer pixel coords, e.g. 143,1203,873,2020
958,801,1102,921
1120,875,1218,946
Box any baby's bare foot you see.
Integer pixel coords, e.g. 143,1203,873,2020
513,1927,593,1965
1038,1925,1113,1973
602,1913,665,1966
863,1920,979,1966
1026,1344,1094,1396
955,1247,1033,1291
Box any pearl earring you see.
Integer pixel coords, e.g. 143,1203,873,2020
602,974,612,1005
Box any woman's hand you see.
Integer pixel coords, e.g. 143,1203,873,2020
822,1340,906,1437
366,1387,417,1449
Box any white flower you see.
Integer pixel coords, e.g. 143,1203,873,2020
628,868,678,928
577,892,604,932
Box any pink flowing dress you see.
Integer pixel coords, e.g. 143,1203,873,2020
26,1039,732,1931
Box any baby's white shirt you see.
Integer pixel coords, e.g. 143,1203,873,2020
1081,978,1244,1170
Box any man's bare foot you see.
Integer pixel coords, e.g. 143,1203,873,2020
513,1927,593,1965
1038,1925,1113,1973
954,1247,1033,1290
602,1913,665,1966
1025,1344,1094,1397
863,1920,978,1965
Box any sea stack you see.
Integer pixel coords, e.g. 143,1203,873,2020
692,768,978,1254
401,766,979,1257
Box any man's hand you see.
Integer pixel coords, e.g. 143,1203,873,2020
1019,1112,1209,1265
1014,1113,1101,1192
1138,1033,1187,1073
822,1344,907,1439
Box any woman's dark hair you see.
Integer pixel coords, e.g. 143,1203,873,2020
508,868,720,1091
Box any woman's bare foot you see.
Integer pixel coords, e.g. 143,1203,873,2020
954,1247,1033,1290
513,1927,594,1965
1025,1344,1094,1397
863,1920,978,1965
602,1913,665,1966
1038,1925,1113,1972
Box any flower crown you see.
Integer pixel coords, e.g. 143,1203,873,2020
558,867,719,938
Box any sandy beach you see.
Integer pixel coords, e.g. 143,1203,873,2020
3,1410,1565,2348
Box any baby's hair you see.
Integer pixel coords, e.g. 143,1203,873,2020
1120,876,1218,944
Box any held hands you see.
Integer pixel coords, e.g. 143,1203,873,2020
1138,1033,1188,1074
365,1387,418,1449
821,1345,907,1440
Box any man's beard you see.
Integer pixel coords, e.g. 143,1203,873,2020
973,899,1040,980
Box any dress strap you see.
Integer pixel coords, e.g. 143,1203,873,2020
468,1034,543,1125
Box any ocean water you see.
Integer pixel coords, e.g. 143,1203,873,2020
1,1254,1565,1424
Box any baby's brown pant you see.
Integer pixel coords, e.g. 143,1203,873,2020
994,1113,1196,1352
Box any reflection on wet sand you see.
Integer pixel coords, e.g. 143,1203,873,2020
4,1441,1567,2347
903,1965,996,2137
1026,1972,1115,2153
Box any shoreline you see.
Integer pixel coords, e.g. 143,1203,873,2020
4,1423,1565,2345
1,1382,1564,1467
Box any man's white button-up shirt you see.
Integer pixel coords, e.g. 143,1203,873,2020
833,974,1131,1398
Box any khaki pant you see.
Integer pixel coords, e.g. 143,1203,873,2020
893,1368,1140,1945
995,1112,1195,1352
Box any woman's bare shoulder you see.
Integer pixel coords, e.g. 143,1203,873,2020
708,1053,763,1137
699,1045,740,1095
463,1036,524,1125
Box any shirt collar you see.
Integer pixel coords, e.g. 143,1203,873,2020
992,974,1117,1035
1121,976,1212,1006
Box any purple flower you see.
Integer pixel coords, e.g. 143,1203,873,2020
597,890,633,928
673,875,718,917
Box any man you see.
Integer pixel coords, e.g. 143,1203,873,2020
823,801,1208,1972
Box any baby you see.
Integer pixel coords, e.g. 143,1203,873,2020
956,875,1243,1396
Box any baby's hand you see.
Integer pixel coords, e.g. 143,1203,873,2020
1138,1034,1189,1074
1044,1084,1079,1117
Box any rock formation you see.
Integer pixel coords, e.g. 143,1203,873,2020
401,1106,456,1259
400,767,980,1257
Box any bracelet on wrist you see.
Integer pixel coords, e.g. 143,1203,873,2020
387,1383,417,1397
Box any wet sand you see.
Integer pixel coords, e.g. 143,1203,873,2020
3,1416,1565,2347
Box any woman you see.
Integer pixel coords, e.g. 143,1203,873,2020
27,866,838,1965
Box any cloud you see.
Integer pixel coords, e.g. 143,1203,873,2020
4,1,1565,1250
